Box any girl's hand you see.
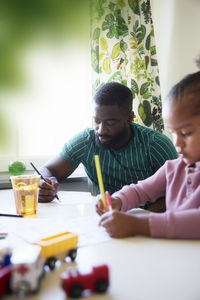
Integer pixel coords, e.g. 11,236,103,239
95,195,122,216
99,211,150,238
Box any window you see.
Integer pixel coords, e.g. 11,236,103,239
0,3,92,177
0,43,93,175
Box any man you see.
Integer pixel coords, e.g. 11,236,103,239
38,82,178,208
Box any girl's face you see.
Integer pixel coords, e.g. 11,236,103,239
163,100,200,165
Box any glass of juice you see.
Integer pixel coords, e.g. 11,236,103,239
10,175,40,216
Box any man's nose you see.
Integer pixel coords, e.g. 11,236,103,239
97,122,108,135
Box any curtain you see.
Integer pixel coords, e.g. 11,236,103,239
90,0,164,132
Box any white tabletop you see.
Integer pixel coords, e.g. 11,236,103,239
1,189,200,300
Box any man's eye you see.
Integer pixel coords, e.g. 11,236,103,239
106,121,116,126
94,119,100,124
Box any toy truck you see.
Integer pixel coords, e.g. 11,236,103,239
10,243,44,297
61,264,109,298
35,232,78,270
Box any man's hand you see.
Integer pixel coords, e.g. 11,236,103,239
99,211,150,238
95,195,122,215
38,177,59,203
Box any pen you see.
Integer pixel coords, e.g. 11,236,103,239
30,162,60,201
106,191,112,212
94,155,106,208
0,213,23,218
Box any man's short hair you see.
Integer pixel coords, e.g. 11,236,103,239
94,82,133,114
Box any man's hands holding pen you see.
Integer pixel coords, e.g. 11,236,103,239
38,177,59,203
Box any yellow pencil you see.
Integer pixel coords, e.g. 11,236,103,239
94,155,106,208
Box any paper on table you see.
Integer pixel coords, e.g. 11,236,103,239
0,190,111,248
1,215,110,248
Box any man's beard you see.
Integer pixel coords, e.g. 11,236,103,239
95,125,128,150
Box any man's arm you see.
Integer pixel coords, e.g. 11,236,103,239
150,133,178,171
142,197,166,212
38,155,76,203
141,133,177,212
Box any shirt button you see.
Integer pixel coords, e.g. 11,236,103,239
189,167,195,173
187,177,192,184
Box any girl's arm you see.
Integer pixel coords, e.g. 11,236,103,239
99,209,200,240
112,163,167,212
149,209,200,239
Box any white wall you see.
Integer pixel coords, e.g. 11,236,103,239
151,0,200,99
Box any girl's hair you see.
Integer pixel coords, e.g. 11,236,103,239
165,57,200,115
94,82,133,114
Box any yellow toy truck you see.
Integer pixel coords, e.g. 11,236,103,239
35,232,78,270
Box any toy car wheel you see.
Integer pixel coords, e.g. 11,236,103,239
69,284,83,298
16,280,30,297
96,279,108,293
68,249,77,261
7,283,11,294
39,268,46,280
7,278,12,294
34,280,41,294
46,257,57,270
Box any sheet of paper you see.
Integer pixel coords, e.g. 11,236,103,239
0,215,110,248
0,190,111,249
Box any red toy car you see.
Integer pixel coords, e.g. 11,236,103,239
0,265,12,296
61,264,109,298
0,240,12,296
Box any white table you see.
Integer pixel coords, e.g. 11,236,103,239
1,189,200,300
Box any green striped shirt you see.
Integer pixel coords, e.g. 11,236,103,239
60,123,178,194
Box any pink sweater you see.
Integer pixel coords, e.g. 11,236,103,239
113,158,200,239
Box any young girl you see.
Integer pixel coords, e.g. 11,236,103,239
96,67,200,239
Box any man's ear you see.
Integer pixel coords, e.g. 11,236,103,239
127,111,134,124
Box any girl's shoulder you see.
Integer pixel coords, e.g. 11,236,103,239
164,157,187,172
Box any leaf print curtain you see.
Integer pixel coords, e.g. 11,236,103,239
90,0,164,132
